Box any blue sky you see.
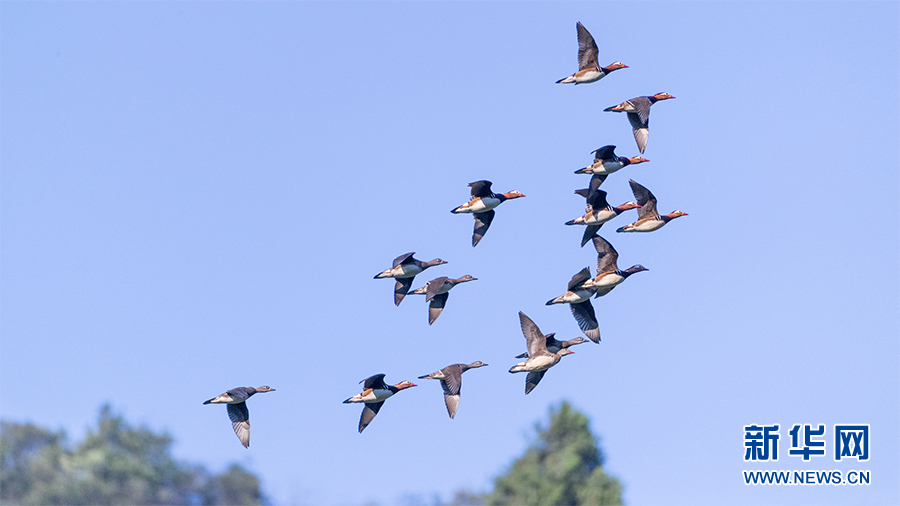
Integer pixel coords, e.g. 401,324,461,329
2,2,898,505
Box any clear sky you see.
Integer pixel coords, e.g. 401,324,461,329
2,2,898,505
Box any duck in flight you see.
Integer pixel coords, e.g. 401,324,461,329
343,374,416,433
203,386,275,448
418,361,488,419
374,252,447,306
409,275,477,325
451,180,524,247
509,312,575,394
556,22,628,84
603,92,675,153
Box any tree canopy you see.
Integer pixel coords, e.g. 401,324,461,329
485,402,622,506
0,405,266,506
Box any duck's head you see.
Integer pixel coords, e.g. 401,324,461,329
567,337,589,346
628,156,650,164
617,201,641,211
255,386,276,393
604,61,628,72
467,361,488,369
457,275,478,283
668,210,688,218
503,190,526,199
625,265,649,275
653,92,675,101
429,258,448,266
557,349,575,356
394,381,417,390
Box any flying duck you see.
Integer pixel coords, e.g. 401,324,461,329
574,145,649,197
409,275,477,325
509,312,575,394
343,374,416,433
603,92,675,153
565,189,641,247
515,334,589,359
451,180,525,247
545,267,601,343
203,386,275,448
556,22,628,84
374,252,447,306
418,361,488,419
583,234,648,296
616,179,688,233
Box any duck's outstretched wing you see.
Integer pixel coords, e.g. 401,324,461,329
525,370,546,394
394,278,414,306
428,293,448,325
362,374,388,390
227,402,251,448
570,301,600,343
629,180,658,218
592,235,620,274
567,267,592,292
520,311,549,358
392,252,415,268
472,210,495,247
576,22,599,71
591,145,617,162
358,401,384,433
468,180,493,198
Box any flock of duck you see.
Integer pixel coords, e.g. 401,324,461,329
204,21,687,446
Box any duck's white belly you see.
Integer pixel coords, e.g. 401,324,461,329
354,388,394,403
586,160,624,175
630,219,665,232
523,355,557,372
575,69,603,83
388,264,423,278
553,289,592,304
459,197,500,213
584,209,616,225
590,272,624,291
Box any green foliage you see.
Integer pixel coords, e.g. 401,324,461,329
0,405,266,506
485,402,622,506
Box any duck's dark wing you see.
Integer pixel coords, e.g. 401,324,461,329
629,180,658,218
592,234,620,274
443,393,460,419
585,189,610,212
576,22,599,71
392,252,415,268
226,387,252,401
543,333,560,349
567,267,592,292
591,145,617,162
394,277,415,306
362,374,388,390
628,97,652,126
581,226,601,248
425,277,448,302
441,365,466,418
428,293,448,325
468,180,494,198
570,301,600,343
227,402,251,448
520,312,549,357
588,175,608,199
525,370,547,394
358,402,384,433
472,210,495,247
628,114,649,154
